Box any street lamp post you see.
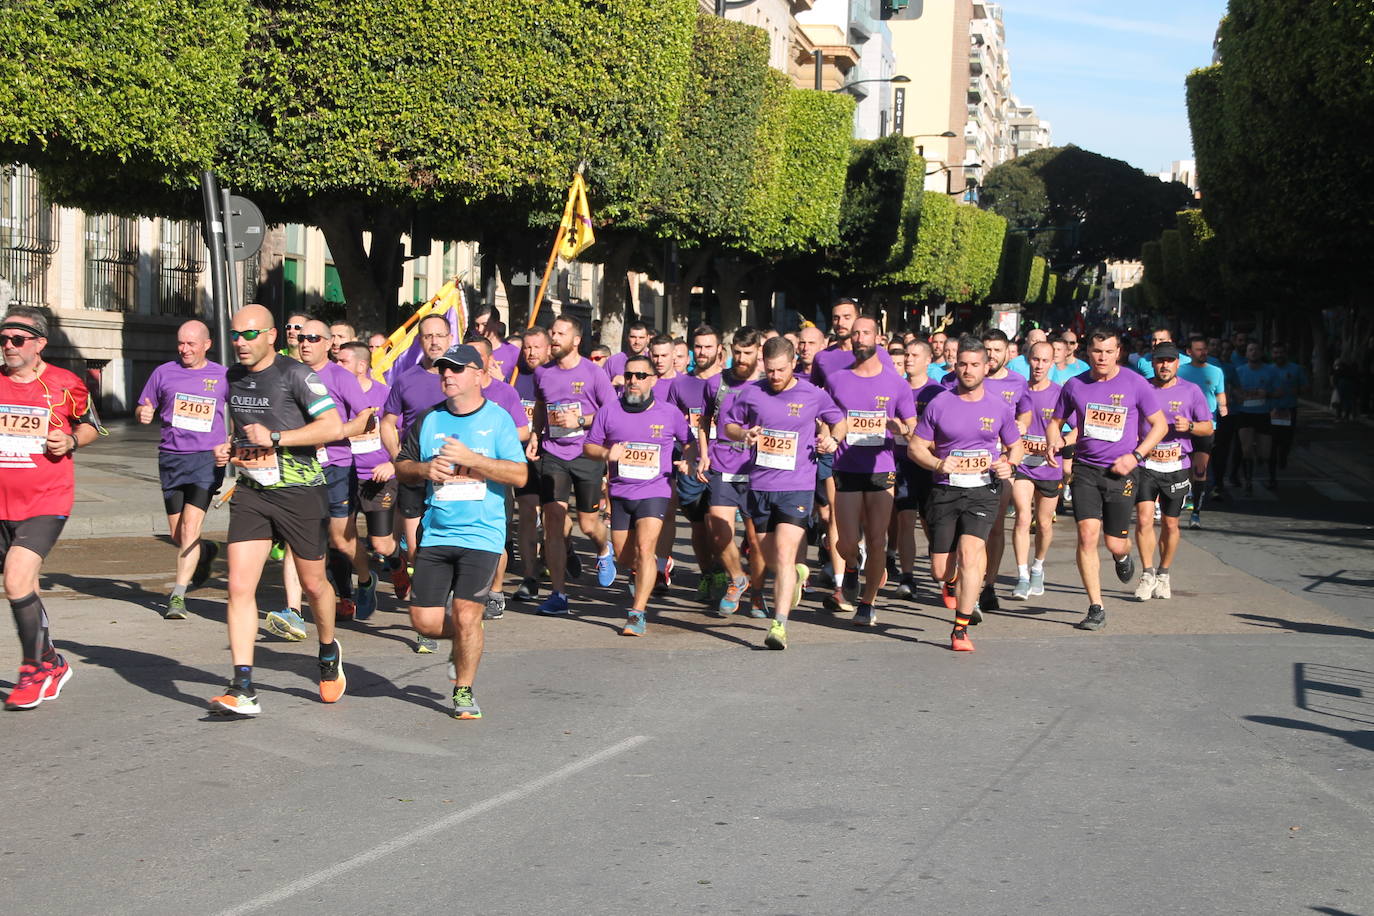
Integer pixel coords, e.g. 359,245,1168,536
911,130,957,156
829,74,911,94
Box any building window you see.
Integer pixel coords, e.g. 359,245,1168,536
84,213,138,312
282,257,303,312
155,219,205,317
323,263,345,304
1,163,58,308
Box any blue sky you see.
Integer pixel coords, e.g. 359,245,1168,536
1001,0,1229,174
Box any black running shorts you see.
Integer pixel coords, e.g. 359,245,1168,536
228,484,329,560
609,496,670,531
538,453,605,514
0,516,67,567
834,470,897,493
1013,469,1063,500
1136,466,1191,518
1069,461,1135,539
410,545,501,607
926,484,999,554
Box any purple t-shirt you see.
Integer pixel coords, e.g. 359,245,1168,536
942,369,1027,411
895,378,945,466
313,361,369,468
490,342,520,383
1014,381,1064,482
915,388,1020,487
383,364,444,435
825,367,917,474
484,378,532,434
604,349,651,382
1140,379,1210,472
808,343,898,390
137,360,229,453
513,370,539,429
586,396,692,499
701,370,757,480
1056,369,1162,468
722,378,844,492
534,357,616,461
669,372,713,441
350,377,391,476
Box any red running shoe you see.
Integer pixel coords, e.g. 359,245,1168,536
941,580,957,610
391,565,412,601
336,598,356,621
950,626,974,652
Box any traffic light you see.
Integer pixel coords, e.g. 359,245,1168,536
880,0,910,20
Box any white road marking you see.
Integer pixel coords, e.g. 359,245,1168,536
214,734,650,916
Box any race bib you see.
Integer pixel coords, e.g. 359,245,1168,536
1270,407,1293,427
316,446,329,465
1084,402,1127,442
618,442,662,481
521,399,536,423
1144,441,1184,473
349,431,383,455
547,401,583,438
947,449,992,488
687,408,702,433
435,474,486,502
1242,389,1265,409
756,428,799,471
0,403,48,454
1022,434,1048,468
171,393,216,433
233,447,281,487
846,410,887,448
721,472,749,483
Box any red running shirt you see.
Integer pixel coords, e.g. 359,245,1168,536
0,364,90,519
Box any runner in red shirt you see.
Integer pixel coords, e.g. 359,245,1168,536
1,307,101,710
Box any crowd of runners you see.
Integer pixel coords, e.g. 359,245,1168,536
0,299,1309,719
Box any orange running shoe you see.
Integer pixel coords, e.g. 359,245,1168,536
950,626,974,652
336,598,355,621
941,580,957,610
319,640,347,703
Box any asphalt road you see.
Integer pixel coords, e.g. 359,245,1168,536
4,406,1373,915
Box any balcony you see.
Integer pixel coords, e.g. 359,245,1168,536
970,46,985,75
849,0,878,44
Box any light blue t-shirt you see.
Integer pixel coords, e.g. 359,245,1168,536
1005,354,1030,379
1271,362,1307,409
1177,360,1226,418
400,399,525,553
1050,360,1091,385
928,362,948,383
1233,363,1281,414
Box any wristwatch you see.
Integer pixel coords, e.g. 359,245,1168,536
1130,450,1144,462
270,430,282,446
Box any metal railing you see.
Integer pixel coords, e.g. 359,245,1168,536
84,214,138,312
1,164,59,308
154,219,205,317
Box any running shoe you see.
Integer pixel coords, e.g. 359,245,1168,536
269,541,286,562
566,547,583,581
747,591,769,619
391,564,412,601
415,635,439,654
896,573,915,599
622,610,647,637
841,569,860,607
817,563,836,590
1153,573,1172,600
39,655,71,703
656,557,674,593
1011,577,1031,601
764,619,787,650
1028,569,1045,597
451,685,482,720
853,603,876,627
1153,502,1162,522
885,551,899,580
207,685,260,717
716,575,748,617
1188,511,1202,530
1133,571,1157,602
537,592,571,616
941,580,957,610
968,603,984,626
5,657,71,710
514,577,539,602
164,593,188,620
265,608,308,641
319,641,346,703
823,589,854,613
1113,553,1136,584
336,598,356,622
595,549,617,588
354,575,378,621
1182,493,1194,511
1075,604,1107,631
979,583,1000,611
950,625,974,652
792,564,808,610
483,593,506,620
190,540,219,589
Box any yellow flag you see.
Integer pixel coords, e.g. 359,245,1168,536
558,173,595,260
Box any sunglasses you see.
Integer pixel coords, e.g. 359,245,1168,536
298,334,325,343
229,329,267,341
0,333,38,347
285,323,304,331
440,363,478,373
591,355,608,362
624,371,653,380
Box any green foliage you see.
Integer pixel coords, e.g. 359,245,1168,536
1026,255,1046,305
0,0,250,212
992,232,1030,302
1045,273,1059,305
835,135,924,278
1159,229,1188,304
981,146,1192,269
744,87,852,254
636,15,772,244
978,164,1047,231
885,192,955,293
948,205,1006,302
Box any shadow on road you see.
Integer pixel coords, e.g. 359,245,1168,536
59,641,224,708
1244,715,1374,753
1235,613,1374,640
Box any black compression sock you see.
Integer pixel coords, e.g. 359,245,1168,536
233,665,253,691
10,592,48,663
319,640,339,660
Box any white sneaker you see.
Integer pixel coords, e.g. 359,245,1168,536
1153,572,1172,600
1133,570,1158,602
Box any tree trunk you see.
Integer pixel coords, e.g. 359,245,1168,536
597,237,636,350
311,199,408,333
714,256,755,333
666,247,715,337
748,267,775,331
